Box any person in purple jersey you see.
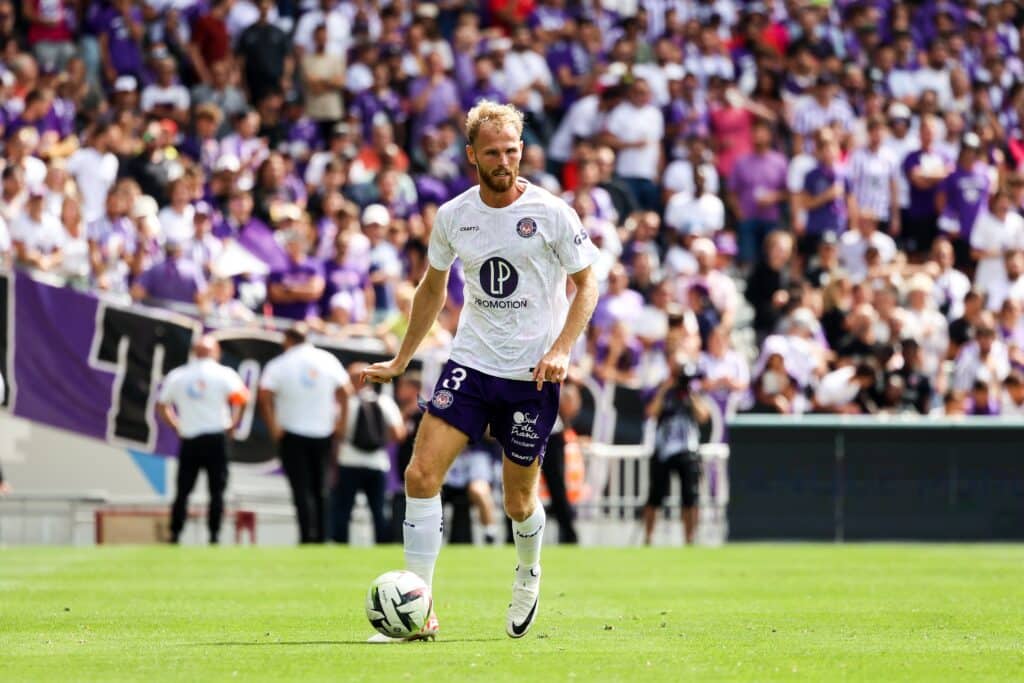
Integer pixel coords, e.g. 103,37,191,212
799,127,850,256
267,228,325,322
360,101,599,642
937,132,993,270
902,115,952,257
130,237,209,309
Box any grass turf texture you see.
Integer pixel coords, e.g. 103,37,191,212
2,545,1022,681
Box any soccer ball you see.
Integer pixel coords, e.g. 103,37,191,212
365,570,432,637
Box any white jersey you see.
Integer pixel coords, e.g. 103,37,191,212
158,358,249,439
428,179,599,381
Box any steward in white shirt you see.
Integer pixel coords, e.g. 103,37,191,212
157,335,249,544
259,323,352,544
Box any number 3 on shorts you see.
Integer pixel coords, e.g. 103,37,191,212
442,367,468,391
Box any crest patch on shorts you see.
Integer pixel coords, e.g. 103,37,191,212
431,389,454,410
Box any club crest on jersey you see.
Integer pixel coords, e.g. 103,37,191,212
432,389,454,410
516,217,538,238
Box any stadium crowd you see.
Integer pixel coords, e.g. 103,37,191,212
4,0,1024,434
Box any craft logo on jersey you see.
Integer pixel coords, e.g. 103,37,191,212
516,217,538,238
431,389,454,410
478,256,519,299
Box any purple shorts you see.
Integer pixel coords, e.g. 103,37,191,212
425,360,560,466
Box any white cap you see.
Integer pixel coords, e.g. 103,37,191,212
114,75,138,93
361,203,391,226
214,154,241,173
887,102,912,120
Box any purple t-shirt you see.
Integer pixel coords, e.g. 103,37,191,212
903,148,951,218
321,260,368,318
138,258,205,303
408,76,459,139
940,164,991,239
269,257,324,320
350,89,406,143
103,6,144,76
728,151,789,221
803,164,849,235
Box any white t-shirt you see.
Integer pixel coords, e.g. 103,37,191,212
141,84,191,113
815,366,860,408
838,229,897,283
662,160,719,199
605,102,664,180
970,210,1024,295
0,215,10,257
158,358,248,438
260,343,351,437
337,390,403,471
499,50,554,114
428,179,600,380
293,8,351,57
66,147,118,222
11,212,65,254
548,95,600,163
158,205,196,244
664,192,725,236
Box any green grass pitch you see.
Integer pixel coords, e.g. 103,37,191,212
2,544,1023,681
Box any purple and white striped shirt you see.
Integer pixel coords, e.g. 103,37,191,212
848,145,899,221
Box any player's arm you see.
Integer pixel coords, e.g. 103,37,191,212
533,265,598,389
156,402,181,437
361,266,450,384
258,388,283,441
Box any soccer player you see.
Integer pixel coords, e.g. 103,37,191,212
360,101,599,641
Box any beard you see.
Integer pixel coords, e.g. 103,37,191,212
479,165,517,193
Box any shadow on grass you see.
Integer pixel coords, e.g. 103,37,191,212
190,638,504,646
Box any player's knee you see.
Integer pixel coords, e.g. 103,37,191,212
503,491,534,523
405,461,443,498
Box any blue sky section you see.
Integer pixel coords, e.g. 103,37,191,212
128,450,166,495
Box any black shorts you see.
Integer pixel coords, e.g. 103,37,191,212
646,452,701,509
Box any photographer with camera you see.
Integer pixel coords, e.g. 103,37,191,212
642,355,711,546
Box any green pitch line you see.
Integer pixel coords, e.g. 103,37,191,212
2,545,1022,681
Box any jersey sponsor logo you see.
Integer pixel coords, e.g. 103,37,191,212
431,389,454,410
479,256,519,299
507,450,533,464
459,225,480,232
473,298,527,309
573,231,589,245
516,217,538,238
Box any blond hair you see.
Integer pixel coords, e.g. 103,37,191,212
465,100,524,146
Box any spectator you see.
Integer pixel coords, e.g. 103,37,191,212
952,314,1010,392
11,185,64,273
189,0,232,87
330,361,406,544
236,0,292,103
267,226,325,322
664,165,725,238
141,56,190,126
798,127,849,257
190,62,247,130
747,230,796,338
971,190,1024,297
848,116,901,238
936,132,994,268
839,212,898,283
302,24,345,132
902,115,952,256
602,79,664,211
728,119,788,266
131,238,209,310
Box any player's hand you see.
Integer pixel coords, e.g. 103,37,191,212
533,347,570,390
360,358,407,385
0,481,10,495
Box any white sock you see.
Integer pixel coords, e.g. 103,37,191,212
404,494,443,587
511,504,545,575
